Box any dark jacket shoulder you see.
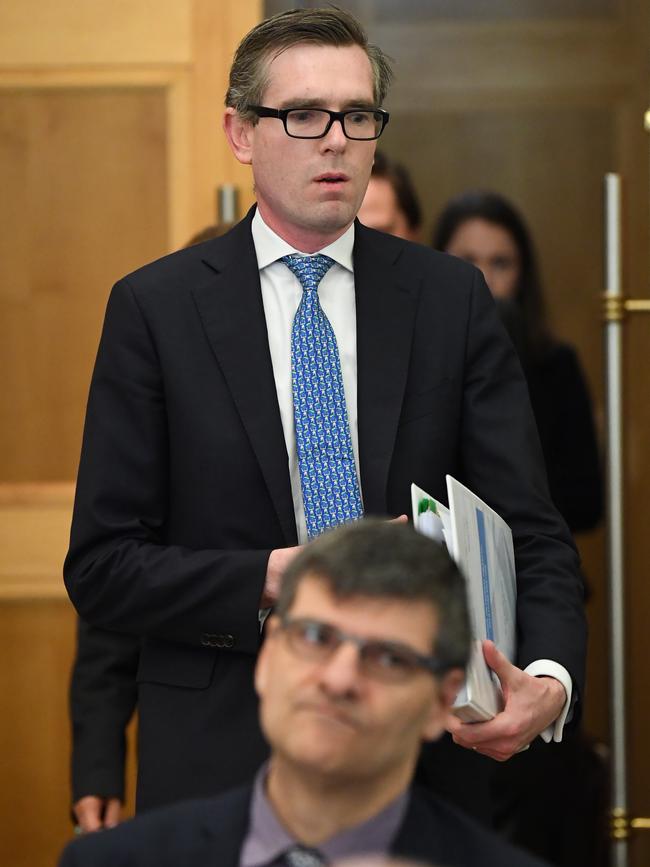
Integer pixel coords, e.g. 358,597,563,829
58,786,251,867
355,221,482,286
117,213,256,300
395,787,551,867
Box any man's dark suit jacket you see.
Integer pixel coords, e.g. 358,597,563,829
70,619,139,804
58,784,550,867
64,209,586,811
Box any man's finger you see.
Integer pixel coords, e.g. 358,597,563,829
73,796,104,833
103,798,122,828
446,715,497,747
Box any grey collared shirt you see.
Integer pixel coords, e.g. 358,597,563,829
239,763,409,866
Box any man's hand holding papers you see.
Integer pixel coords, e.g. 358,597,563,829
446,640,567,761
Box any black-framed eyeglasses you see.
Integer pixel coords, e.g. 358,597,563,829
246,105,389,141
278,616,448,683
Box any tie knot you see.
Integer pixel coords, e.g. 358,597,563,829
281,254,335,292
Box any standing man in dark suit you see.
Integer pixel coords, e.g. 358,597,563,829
64,6,585,815
67,220,236,834
60,521,549,867
69,620,139,831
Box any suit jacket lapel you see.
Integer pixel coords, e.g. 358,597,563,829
192,214,298,546
354,224,418,516
190,218,417,539
199,785,252,866
392,790,446,863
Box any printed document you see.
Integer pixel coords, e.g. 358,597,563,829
411,477,516,721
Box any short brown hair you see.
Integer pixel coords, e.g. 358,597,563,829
226,7,393,122
276,519,471,672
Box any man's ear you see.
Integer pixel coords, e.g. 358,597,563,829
421,668,465,742
223,107,254,165
254,615,280,697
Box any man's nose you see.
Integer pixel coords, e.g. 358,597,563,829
320,117,348,152
318,641,362,695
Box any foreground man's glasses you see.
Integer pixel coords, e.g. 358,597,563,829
246,105,390,140
278,616,447,682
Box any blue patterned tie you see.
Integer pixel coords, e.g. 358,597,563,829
281,254,363,538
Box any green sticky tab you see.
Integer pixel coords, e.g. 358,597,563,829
418,497,437,515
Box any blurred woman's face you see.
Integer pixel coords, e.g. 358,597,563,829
445,217,520,300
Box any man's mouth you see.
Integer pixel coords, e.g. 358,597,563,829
314,173,349,185
298,701,360,729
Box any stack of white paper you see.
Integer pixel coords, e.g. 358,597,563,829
411,477,516,722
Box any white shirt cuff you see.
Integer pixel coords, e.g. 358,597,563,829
523,659,573,743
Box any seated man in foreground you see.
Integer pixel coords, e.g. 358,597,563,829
59,520,548,867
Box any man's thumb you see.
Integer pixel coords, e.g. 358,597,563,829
482,639,513,681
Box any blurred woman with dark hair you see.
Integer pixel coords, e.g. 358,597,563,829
433,190,602,534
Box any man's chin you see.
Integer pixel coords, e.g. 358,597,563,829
288,749,359,782
281,721,359,768
308,200,357,231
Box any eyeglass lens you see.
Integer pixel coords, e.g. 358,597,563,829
286,109,382,140
283,618,424,680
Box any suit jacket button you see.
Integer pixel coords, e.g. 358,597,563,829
200,633,211,647
225,635,234,648
215,635,225,648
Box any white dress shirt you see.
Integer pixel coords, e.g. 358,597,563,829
250,209,571,742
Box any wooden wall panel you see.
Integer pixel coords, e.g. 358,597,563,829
0,0,192,66
0,487,138,867
0,484,74,596
307,0,619,20
191,0,262,228
0,4,262,865
0,600,82,867
0,0,262,483
0,87,168,481
0,597,138,867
